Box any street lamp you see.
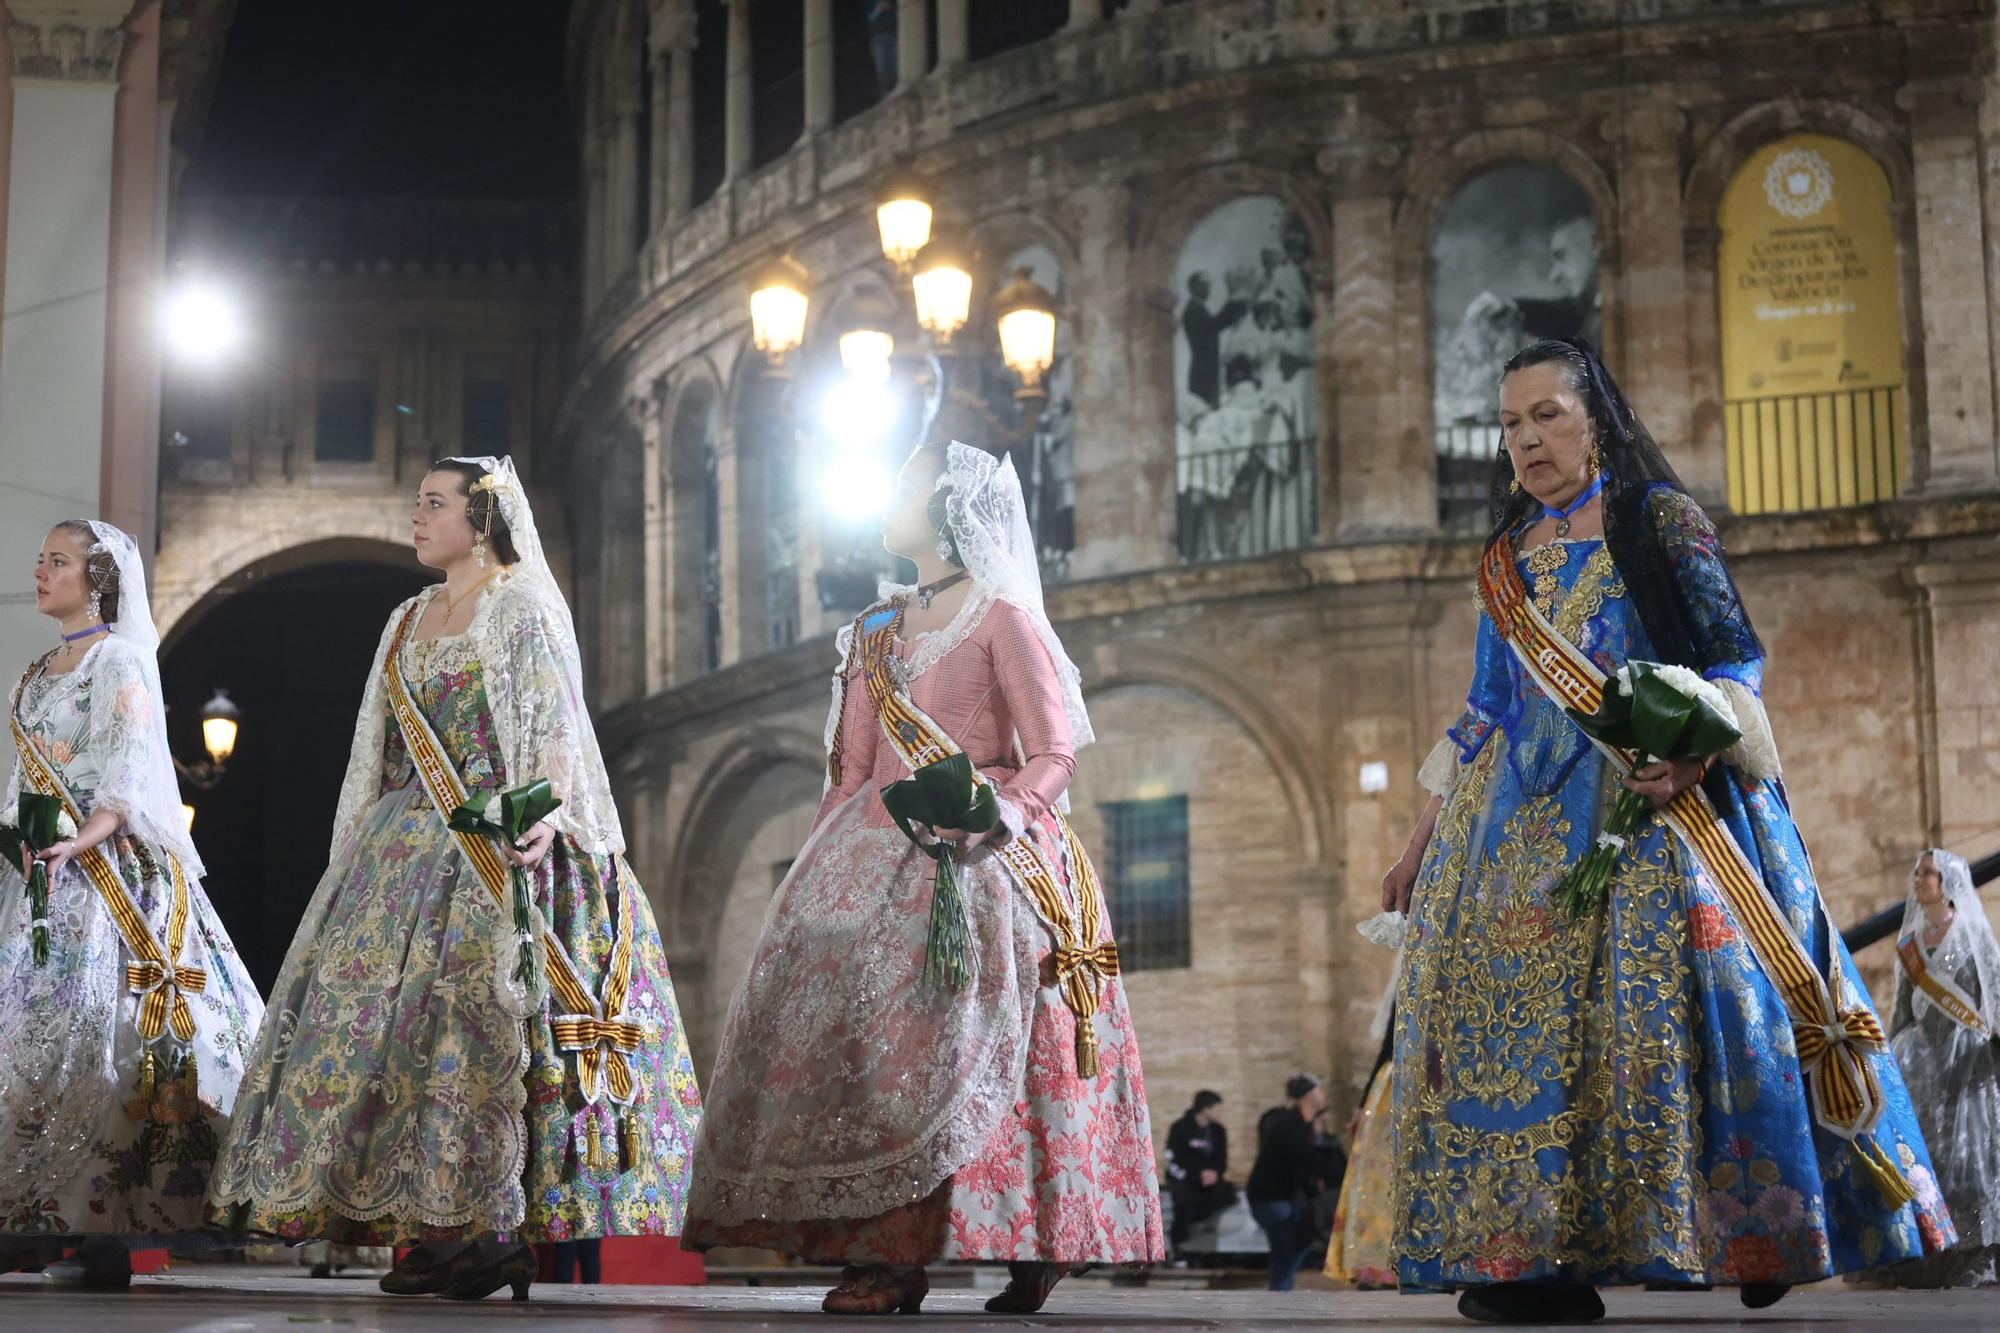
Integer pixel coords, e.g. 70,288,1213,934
748,256,812,367
911,235,974,345
175,688,243,792
993,266,1059,405
875,171,934,273
162,280,245,366
201,688,241,764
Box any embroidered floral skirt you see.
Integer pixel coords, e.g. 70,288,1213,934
1392,736,1957,1290
208,780,700,1245
0,835,263,1239
683,795,1164,1265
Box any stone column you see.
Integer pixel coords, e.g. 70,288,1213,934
896,0,928,89
1614,100,1706,499
1324,145,1433,538
1909,555,2000,852
636,385,669,694
724,0,753,182
936,0,968,69
803,0,834,133
652,0,696,222
1905,79,1999,493
1065,0,1102,32
0,0,138,654
605,33,644,282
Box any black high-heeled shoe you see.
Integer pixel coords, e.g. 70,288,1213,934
1740,1281,1790,1309
438,1243,536,1302
378,1242,469,1295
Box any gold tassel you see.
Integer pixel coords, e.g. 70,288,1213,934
621,1111,643,1171
137,1048,157,1101
1854,1136,1918,1210
584,1116,607,1171
182,1050,199,1101
1074,1026,1100,1080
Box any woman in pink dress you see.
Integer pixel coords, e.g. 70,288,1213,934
683,442,1164,1315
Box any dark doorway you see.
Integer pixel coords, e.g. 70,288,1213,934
161,561,431,990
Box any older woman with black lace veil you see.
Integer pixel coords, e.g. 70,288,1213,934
0,521,264,1287
209,458,700,1302
1379,339,1955,1323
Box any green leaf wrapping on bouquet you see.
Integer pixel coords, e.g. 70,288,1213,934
445,779,563,992
10,792,63,966
881,754,1001,992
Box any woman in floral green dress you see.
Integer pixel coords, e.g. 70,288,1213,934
210,457,700,1301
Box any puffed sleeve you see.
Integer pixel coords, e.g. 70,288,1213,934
1648,487,1781,779
83,640,160,831
984,600,1078,837
1420,611,1513,798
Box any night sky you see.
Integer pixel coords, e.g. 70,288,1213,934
186,0,577,201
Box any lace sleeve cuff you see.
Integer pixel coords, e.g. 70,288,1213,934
994,793,1029,843
1418,736,1462,798
1714,677,1782,781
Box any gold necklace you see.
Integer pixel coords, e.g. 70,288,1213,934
439,570,497,621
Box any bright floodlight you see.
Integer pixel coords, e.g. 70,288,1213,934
163,283,244,363
821,454,893,519
819,376,896,449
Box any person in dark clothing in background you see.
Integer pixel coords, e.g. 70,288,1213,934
1247,1073,1329,1291
1164,1089,1236,1248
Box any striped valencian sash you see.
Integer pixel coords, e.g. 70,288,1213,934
383,600,643,1105
1896,931,1992,1039
10,664,204,1046
853,601,1119,1077
1477,537,1912,1198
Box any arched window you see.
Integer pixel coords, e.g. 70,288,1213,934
737,367,799,650
1718,135,1904,512
1430,166,1600,534
1171,197,1318,563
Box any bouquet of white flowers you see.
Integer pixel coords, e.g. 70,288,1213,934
0,793,80,965
1556,661,1743,916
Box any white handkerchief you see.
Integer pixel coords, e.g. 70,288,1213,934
1357,910,1407,949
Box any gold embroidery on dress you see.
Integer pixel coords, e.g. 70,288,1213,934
1392,598,1709,1278
1525,542,1570,621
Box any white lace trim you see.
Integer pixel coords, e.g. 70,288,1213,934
1714,678,1781,781
1417,736,1461,798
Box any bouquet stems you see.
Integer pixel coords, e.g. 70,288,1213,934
27,864,48,966
920,848,973,993
1553,769,1653,918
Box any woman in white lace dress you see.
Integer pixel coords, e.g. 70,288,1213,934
0,521,264,1286
209,458,700,1302
1884,849,2000,1287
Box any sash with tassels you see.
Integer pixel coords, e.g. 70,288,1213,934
1895,931,1993,1039
383,600,643,1107
1476,536,1917,1205
10,667,205,1048
850,602,1119,1078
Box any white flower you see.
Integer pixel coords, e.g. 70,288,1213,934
55,811,77,839
483,794,503,825
1357,910,1407,949
1595,832,1627,853
1614,666,1634,698
0,805,15,828
1648,663,1741,730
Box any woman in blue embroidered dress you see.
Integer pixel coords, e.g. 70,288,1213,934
1380,340,1955,1323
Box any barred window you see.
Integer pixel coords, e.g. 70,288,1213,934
1100,795,1191,971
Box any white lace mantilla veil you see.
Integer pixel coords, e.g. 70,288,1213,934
8,522,209,877
328,456,626,860
822,441,1094,784
1898,847,2000,1033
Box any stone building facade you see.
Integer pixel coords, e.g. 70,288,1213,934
552,0,2000,1138
151,196,575,644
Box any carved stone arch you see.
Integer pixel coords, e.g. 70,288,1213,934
1389,128,1620,531
156,519,423,653
658,357,725,680
965,209,1082,324
662,729,826,1071
800,261,902,366
1133,161,1332,307
1084,641,1332,869
1678,99,1923,502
